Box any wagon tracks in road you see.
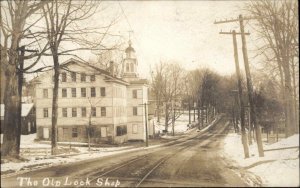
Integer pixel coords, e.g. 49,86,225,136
73,137,197,187
75,117,230,187
134,144,194,187
135,122,229,187
87,130,225,187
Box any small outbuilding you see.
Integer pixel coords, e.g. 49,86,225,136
0,103,36,135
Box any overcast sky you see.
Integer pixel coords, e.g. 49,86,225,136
99,0,257,79
27,1,261,80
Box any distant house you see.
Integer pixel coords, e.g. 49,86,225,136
0,103,36,134
33,41,148,144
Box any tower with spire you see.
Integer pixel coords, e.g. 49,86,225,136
122,40,138,82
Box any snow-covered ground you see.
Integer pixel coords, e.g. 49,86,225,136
1,134,50,148
154,111,195,134
1,133,163,175
1,113,220,176
223,132,299,186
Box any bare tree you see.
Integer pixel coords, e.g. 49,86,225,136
41,0,120,154
246,0,299,136
150,62,165,123
188,69,203,124
93,48,124,77
150,61,185,133
0,0,47,158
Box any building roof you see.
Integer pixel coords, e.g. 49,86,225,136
129,79,148,85
62,58,130,85
125,40,135,53
29,58,130,86
0,103,34,117
125,45,135,53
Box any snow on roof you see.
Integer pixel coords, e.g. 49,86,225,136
0,103,34,117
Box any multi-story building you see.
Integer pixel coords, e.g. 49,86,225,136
35,41,148,144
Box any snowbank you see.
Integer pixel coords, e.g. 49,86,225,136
154,111,218,134
223,133,299,186
1,134,50,148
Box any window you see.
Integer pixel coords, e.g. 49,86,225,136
71,88,76,97
43,108,48,118
132,124,138,134
100,87,106,97
133,107,138,116
43,89,48,98
81,73,86,82
62,72,67,82
126,64,129,72
116,125,127,136
62,108,68,117
81,88,86,97
91,87,96,97
101,127,107,137
90,75,95,82
81,107,86,117
71,72,76,82
91,107,96,117
132,90,137,98
62,88,67,98
72,128,78,138
101,107,106,117
130,63,134,72
72,108,77,117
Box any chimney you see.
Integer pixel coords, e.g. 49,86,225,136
109,61,114,76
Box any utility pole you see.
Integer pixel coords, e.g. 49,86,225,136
16,46,38,154
143,103,149,147
205,106,208,124
220,30,250,158
188,99,191,125
231,96,237,133
215,15,264,157
239,15,264,157
171,100,175,136
197,101,201,129
88,111,91,152
17,46,25,154
201,106,204,128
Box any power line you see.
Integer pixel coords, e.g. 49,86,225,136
118,1,134,35
117,1,151,74
215,14,264,157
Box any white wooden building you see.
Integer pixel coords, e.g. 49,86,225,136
34,42,148,144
